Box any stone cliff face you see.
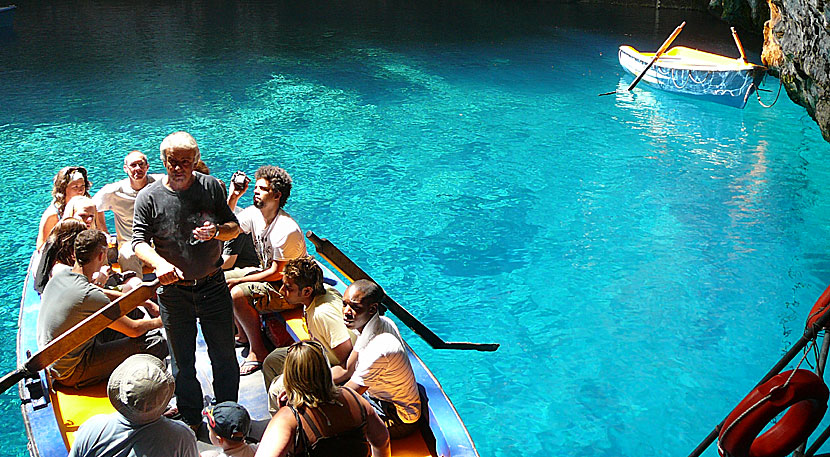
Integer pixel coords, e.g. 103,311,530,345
761,0,830,142
711,0,830,141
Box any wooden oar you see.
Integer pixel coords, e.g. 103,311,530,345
599,21,686,96
730,27,748,64
0,279,160,393
306,231,499,352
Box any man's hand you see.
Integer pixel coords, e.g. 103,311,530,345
155,261,184,285
143,300,161,317
92,266,113,287
226,278,241,289
192,221,217,241
230,179,249,197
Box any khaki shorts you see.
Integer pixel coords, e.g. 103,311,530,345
236,280,296,313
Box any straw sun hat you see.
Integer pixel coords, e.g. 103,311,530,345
107,354,174,425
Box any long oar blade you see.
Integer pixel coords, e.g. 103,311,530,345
307,231,499,352
599,21,685,96
0,279,160,393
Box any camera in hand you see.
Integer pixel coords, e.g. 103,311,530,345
231,171,250,189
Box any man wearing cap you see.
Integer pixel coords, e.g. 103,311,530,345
201,402,258,457
133,131,241,428
93,150,164,274
68,354,198,457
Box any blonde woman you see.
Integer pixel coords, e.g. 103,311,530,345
37,166,91,250
256,340,390,457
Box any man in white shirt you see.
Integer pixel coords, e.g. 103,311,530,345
225,166,307,375
332,280,422,438
93,151,163,273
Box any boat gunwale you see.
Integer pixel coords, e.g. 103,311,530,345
619,45,766,72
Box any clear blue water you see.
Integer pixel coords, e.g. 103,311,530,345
2,1,830,456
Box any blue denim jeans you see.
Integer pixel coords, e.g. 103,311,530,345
158,271,239,425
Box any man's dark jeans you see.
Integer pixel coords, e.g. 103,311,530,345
158,271,239,425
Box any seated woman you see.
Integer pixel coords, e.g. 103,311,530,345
63,196,142,290
37,166,91,251
35,218,87,294
63,195,100,230
255,340,391,457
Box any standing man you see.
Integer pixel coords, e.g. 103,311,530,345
132,131,241,429
225,166,307,375
93,151,163,274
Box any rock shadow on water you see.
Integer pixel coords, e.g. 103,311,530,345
425,197,539,277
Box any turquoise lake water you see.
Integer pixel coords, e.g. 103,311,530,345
2,1,830,455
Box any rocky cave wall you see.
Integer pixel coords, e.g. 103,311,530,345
711,0,830,142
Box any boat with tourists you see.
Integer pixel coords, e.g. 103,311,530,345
10,231,495,456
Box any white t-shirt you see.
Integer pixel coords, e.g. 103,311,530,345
92,174,163,244
237,207,306,268
200,442,258,457
351,315,421,423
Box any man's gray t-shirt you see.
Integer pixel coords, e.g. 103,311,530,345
132,172,237,280
37,268,110,381
68,413,198,457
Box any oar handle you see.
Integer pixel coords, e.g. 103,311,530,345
730,27,748,64
626,21,686,92
0,279,160,394
306,231,499,352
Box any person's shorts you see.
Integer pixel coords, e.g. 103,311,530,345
224,266,259,280
235,280,296,312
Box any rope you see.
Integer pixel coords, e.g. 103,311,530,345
717,340,818,455
756,73,783,108
688,70,711,85
671,68,688,88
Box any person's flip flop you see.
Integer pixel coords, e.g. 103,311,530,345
239,360,262,376
235,339,250,348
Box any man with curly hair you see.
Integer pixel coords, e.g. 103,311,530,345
226,165,308,375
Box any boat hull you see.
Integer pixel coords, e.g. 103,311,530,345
16,253,479,456
618,45,766,108
0,5,15,29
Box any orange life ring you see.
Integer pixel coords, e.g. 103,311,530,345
718,369,828,457
805,284,830,330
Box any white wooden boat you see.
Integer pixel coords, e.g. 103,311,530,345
618,45,766,108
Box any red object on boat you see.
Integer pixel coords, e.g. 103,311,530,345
718,369,828,457
805,284,830,330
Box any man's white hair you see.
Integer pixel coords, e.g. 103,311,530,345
159,131,201,163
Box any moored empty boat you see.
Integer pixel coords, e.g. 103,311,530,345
617,45,767,108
